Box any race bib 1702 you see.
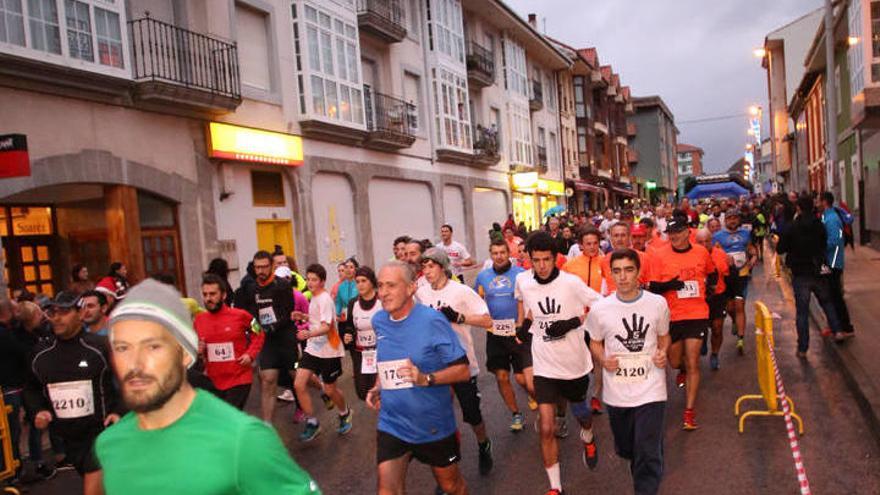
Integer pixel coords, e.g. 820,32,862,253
613,353,651,384
206,342,235,362
377,359,414,390
356,330,377,348
47,380,94,419
492,319,516,337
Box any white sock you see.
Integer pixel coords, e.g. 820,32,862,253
580,426,594,444
546,463,561,490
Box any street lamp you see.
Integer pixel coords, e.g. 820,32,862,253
848,36,860,46
753,47,766,58
749,105,762,116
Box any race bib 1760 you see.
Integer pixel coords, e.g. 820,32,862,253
613,353,651,384
377,359,414,390
47,380,94,419
206,342,235,362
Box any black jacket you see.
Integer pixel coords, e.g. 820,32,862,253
0,322,32,390
24,329,122,441
777,213,827,277
234,277,295,337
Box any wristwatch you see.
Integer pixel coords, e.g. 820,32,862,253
426,373,436,386
456,313,466,324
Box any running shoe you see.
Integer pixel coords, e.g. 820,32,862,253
544,489,564,495
554,416,568,438
820,328,833,338
510,412,525,432
478,439,493,475
527,396,538,411
590,397,603,415
710,354,719,371
321,393,335,411
35,462,57,481
736,338,744,355
299,422,322,442
277,389,295,402
337,410,353,435
676,371,686,388
292,408,307,424
54,459,75,472
682,408,699,431
582,439,599,470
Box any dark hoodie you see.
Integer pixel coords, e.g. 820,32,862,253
777,212,827,277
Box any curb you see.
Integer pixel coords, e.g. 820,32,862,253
807,299,880,447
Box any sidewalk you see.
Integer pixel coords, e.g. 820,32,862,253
800,245,880,444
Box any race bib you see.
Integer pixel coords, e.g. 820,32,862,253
492,319,516,337
377,359,414,390
361,349,378,374
356,330,377,348
676,280,700,299
47,380,94,419
730,251,747,269
206,342,235,362
258,306,277,326
613,353,651,384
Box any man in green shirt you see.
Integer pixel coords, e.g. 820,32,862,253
95,279,320,494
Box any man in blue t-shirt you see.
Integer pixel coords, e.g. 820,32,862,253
368,261,470,495
474,239,535,433
712,209,757,354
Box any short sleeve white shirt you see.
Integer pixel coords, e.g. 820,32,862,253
416,280,489,376
305,291,344,358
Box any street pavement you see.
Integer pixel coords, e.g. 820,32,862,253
22,262,880,494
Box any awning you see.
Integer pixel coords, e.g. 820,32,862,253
686,182,750,200
611,186,636,197
570,179,605,194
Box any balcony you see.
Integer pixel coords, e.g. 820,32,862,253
536,145,548,174
357,0,407,43
364,89,417,150
436,125,500,167
466,42,495,88
529,80,544,111
627,149,639,164
129,16,241,115
626,122,637,136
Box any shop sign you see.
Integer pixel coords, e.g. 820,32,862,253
510,172,539,192
536,179,565,196
0,134,30,179
207,122,304,166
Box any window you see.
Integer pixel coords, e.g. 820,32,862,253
577,125,587,153
28,0,61,54
292,1,364,125
545,71,557,112
407,0,419,42
0,0,25,45
432,66,471,149
507,103,531,165
94,7,121,67
850,0,865,96
64,0,91,61
251,171,286,206
403,71,422,132
835,64,841,114
549,131,558,166
237,4,272,91
425,0,463,63
573,76,585,118
503,37,527,97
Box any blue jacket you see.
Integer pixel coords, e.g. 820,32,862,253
822,207,853,269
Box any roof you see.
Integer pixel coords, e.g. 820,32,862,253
677,143,704,154
632,95,675,122
579,48,598,68
600,65,613,84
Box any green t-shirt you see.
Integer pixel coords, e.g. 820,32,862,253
95,389,320,494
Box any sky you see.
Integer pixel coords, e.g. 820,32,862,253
504,0,824,173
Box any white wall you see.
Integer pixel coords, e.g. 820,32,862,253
472,188,507,263
442,185,466,239
312,172,358,286
368,178,435,265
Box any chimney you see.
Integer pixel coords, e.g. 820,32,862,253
528,13,537,29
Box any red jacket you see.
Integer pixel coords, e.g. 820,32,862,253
194,305,265,390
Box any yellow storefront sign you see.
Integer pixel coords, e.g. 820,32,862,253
208,122,304,166
510,173,564,196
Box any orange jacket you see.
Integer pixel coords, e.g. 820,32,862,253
562,253,604,294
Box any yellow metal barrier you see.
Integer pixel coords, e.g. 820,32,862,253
0,388,21,494
734,302,804,434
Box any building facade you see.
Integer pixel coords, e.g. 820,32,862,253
628,95,678,203
675,143,704,197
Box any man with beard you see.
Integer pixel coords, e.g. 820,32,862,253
25,291,121,493
194,274,266,410
96,279,320,494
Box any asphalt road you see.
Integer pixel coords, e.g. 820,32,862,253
20,263,880,494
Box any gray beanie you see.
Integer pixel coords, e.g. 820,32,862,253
109,279,198,368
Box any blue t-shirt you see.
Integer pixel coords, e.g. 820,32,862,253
713,228,751,254
372,304,466,444
473,264,524,320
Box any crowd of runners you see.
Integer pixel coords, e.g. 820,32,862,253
0,190,855,494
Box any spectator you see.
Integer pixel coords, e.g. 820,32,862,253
819,192,855,338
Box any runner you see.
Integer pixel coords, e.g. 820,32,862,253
293,263,352,441
562,228,604,294
368,261,471,495
712,209,757,354
340,266,382,401
516,231,602,495
79,290,110,336
234,251,298,423
392,235,412,262
405,239,430,289
194,273,265,410
473,239,535,432
416,247,494,475
437,224,475,283
648,217,717,430
98,279,320,494
696,229,730,370
24,291,122,494
589,248,670,495
601,223,653,295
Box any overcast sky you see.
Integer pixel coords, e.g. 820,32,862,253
504,0,824,173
